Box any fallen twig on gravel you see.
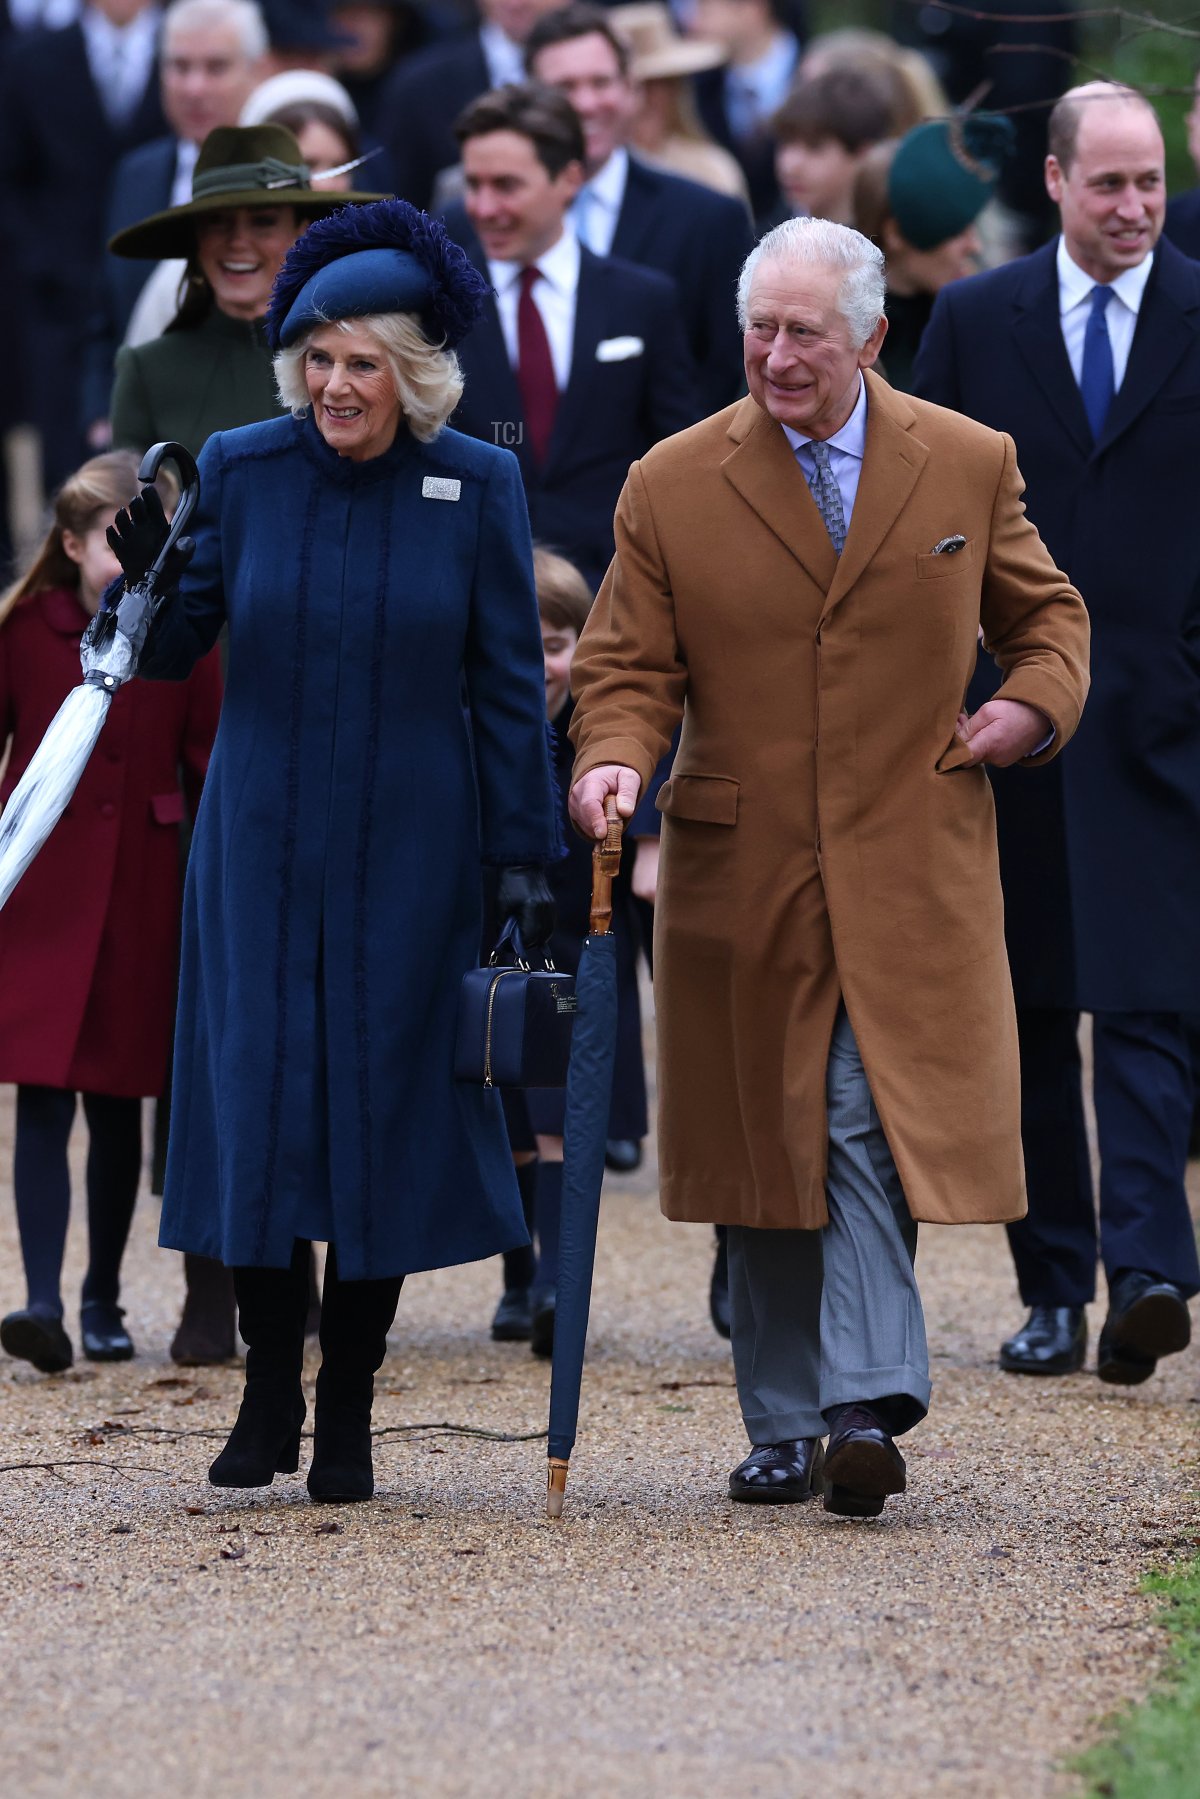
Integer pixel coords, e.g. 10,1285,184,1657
0,1459,173,1477
81,1421,548,1445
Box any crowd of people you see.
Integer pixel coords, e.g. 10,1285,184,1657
0,0,1197,1518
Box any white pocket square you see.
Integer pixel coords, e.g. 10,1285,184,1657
595,335,644,362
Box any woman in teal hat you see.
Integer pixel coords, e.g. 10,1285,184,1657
854,113,1013,392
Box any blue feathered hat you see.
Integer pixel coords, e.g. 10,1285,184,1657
265,198,490,351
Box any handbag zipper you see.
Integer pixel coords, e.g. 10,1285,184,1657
483,969,513,1086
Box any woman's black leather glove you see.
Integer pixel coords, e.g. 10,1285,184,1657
106,486,194,591
497,864,556,951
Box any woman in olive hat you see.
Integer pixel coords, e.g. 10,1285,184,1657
854,113,1013,393
104,198,560,1506
108,122,383,460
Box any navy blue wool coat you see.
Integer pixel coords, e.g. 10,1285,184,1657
139,411,560,1277
914,238,1200,1012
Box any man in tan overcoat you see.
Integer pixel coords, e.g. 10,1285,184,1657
569,216,1090,1518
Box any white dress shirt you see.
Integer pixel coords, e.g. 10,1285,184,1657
1057,235,1153,390
170,137,199,206
572,146,628,258
479,21,525,88
781,373,868,528
724,32,798,142
82,3,160,128
487,224,581,393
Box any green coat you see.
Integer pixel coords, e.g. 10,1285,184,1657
110,305,284,458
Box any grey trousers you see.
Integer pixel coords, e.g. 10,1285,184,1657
728,1006,931,1444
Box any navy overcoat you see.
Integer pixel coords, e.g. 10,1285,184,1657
914,238,1200,1011
140,411,561,1278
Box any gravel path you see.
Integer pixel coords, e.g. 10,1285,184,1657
0,1067,1196,1798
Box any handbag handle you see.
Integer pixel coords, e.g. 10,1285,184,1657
488,915,555,971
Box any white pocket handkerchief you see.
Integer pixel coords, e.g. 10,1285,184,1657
595,335,644,363
422,476,461,501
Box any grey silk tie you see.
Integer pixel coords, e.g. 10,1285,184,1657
806,440,847,555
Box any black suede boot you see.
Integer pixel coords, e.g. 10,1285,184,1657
307,1246,402,1504
171,1253,237,1365
209,1243,310,1490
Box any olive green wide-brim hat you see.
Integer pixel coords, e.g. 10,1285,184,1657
109,123,389,261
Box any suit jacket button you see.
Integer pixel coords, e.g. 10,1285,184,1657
100,801,116,819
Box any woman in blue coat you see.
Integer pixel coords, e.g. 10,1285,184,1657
107,200,559,1504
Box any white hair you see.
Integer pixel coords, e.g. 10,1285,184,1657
163,0,269,63
737,217,886,349
274,313,464,445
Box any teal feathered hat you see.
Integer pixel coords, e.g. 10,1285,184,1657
887,113,1014,251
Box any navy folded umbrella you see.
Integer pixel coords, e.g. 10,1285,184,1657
0,443,198,913
547,796,625,1517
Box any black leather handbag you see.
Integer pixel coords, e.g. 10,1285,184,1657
455,920,577,1088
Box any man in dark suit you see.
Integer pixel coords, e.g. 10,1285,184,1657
914,82,1200,1387
83,0,269,442
375,0,560,211
691,0,804,226
0,0,165,486
1163,64,1200,260
524,3,753,414
449,81,698,592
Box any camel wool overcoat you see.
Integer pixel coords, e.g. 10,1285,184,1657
570,372,1090,1230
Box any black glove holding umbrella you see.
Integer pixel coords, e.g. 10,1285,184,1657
0,443,199,912
547,795,625,1517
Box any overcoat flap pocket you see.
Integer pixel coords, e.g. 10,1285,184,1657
150,790,186,824
656,774,740,824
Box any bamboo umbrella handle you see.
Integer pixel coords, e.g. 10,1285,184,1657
589,795,625,936
547,1457,569,1519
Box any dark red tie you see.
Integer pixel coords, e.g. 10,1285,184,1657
516,265,558,465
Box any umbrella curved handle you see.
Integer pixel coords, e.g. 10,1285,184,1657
589,795,625,937
137,441,200,579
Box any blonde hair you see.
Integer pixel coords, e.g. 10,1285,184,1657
533,545,594,636
0,451,177,630
274,312,464,444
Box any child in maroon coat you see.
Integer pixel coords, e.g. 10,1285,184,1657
0,452,222,1373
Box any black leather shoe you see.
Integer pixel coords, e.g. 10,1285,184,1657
80,1302,134,1362
605,1138,643,1173
0,1307,73,1374
729,1438,825,1503
1098,1270,1192,1386
491,1288,533,1342
999,1305,1086,1376
823,1405,907,1518
530,1288,556,1360
709,1233,731,1339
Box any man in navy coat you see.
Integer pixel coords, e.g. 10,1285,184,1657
376,0,560,211
448,81,699,592
525,4,753,414
0,0,165,486
914,82,1200,1387
82,0,269,442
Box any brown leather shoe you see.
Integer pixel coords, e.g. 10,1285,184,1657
823,1405,907,1518
170,1253,237,1365
729,1438,825,1503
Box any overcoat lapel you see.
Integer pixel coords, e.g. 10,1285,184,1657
1012,241,1092,459
721,398,837,592
821,371,927,621
1095,242,1200,456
